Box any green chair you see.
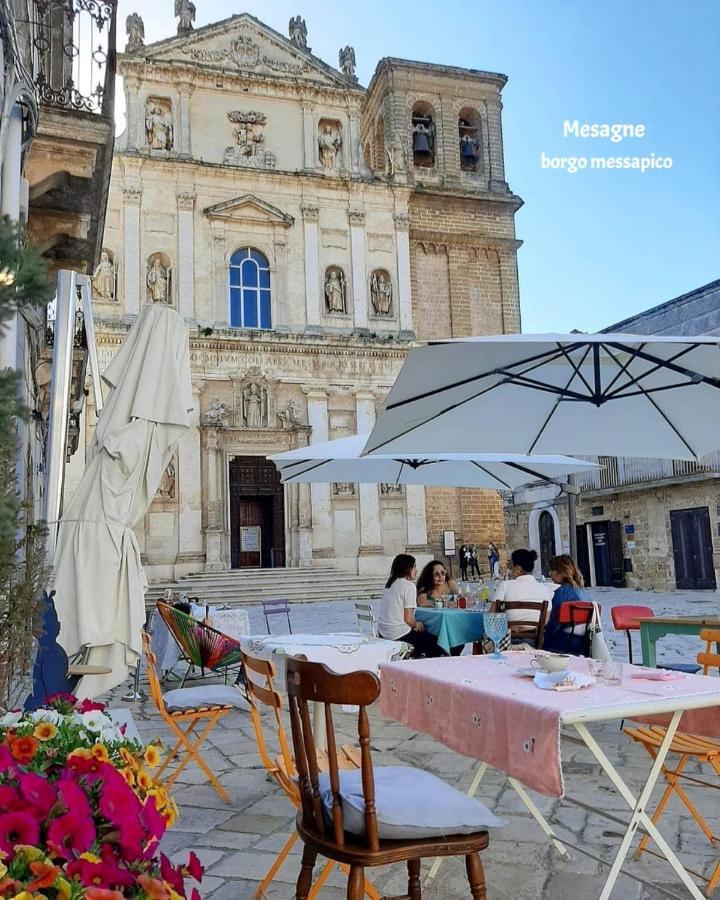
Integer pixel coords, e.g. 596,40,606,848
156,600,244,688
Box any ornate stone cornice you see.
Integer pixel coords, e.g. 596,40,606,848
301,204,319,223
411,231,523,254
393,212,410,230
122,186,142,204
347,209,365,226
177,191,195,210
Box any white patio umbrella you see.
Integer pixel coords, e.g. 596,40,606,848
53,304,193,698
270,433,599,490
364,333,720,460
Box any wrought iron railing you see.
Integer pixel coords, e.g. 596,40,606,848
28,0,117,115
573,452,720,493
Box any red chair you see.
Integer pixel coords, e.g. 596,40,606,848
610,605,701,673
557,602,597,657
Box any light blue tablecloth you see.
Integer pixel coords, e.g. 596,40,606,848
415,608,485,655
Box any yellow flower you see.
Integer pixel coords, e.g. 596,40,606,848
79,852,101,864
32,723,57,742
164,798,179,827
89,743,109,762
0,859,6,878
119,746,138,769
68,747,91,760
143,744,161,768
136,770,152,791
119,767,135,787
55,879,72,900
13,846,44,862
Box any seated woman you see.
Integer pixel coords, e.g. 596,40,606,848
416,560,460,608
378,554,443,659
542,554,591,654
491,548,553,621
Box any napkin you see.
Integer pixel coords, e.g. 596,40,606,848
630,669,685,681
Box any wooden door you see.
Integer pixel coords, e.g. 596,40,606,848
538,511,556,577
591,521,613,587
229,456,285,569
671,507,716,590
576,524,591,587
608,520,626,588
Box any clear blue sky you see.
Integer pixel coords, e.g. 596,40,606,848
115,0,720,333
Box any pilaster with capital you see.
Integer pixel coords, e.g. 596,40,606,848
122,186,142,315
178,383,202,558
272,238,289,330
394,212,414,336
355,391,383,565
301,100,315,169
178,83,193,157
405,485,429,552
348,112,361,174
177,192,195,319
302,205,320,328
211,226,228,325
348,209,368,331
201,425,227,571
305,388,333,556
124,77,140,148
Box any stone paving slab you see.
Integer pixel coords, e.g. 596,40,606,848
110,588,720,898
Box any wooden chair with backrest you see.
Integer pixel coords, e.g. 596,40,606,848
142,631,247,803
624,628,720,896
354,602,378,638
261,598,293,634
496,599,549,649
286,657,491,900
157,600,244,687
241,651,377,899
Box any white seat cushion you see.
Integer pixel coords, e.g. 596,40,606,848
163,684,249,712
318,766,504,840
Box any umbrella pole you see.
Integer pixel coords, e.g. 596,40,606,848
567,474,579,561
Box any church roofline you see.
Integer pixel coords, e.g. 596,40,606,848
369,57,508,90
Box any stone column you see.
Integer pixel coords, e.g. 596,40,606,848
298,482,313,563
348,209,368,331
125,78,139,148
178,383,203,572
177,192,194,320
210,225,228,325
305,389,333,556
122,186,142,315
348,112,361,174
406,484,429,553
356,392,384,572
302,205,320,329
394,212,414,337
202,426,226,571
178,84,192,157
272,238,289,331
301,100,315,169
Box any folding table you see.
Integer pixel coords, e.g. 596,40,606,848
380,652,720,899
639,615,720,668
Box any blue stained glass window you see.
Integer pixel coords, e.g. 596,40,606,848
228,247,271,329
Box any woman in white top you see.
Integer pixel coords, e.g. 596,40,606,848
491,548,553,624
378,554,443,658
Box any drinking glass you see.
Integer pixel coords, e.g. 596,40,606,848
483,612,508,661
602,661,623,686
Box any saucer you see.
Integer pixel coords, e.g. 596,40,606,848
534,671,595,691
513,667,538,678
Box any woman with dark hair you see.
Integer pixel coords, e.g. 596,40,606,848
542,554,591,654
491,548,552,626
378,554,443,658
416,560,460,608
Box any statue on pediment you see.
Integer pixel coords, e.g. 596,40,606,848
339,46,356,81
125,13,144,53
175,0,195,35
288,16,308,50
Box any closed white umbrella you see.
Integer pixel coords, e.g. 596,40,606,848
270,434,598,490
53,304,193,698
364,333,720,460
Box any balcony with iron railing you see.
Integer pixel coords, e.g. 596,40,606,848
572,452,720,494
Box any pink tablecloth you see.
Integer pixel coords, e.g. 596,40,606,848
380,653,720,798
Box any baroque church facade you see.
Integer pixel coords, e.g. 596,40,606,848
77,10,523,581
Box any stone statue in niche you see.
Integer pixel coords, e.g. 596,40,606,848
324,267,346,314
91,249,116,301
288,16,308,49
318,124,341,168
125,13,144,52
334,482,355,495
277,398,303,429
338,46,356,81
175,0,196,35
370,270,393,315
145,100,173,150
147,256,169,303
242,381,268,428
156,459,176,498
204,398,228,427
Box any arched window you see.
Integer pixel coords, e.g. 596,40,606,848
411,101,435,168
538,510,557,576
229,248,271,329
458,107,482,172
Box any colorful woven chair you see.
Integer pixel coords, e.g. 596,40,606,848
157,600,244,687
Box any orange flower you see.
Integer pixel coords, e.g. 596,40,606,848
143,745,161,768
32,723,57,742
136,770,152,791
137,875,170,900
67,748,91,760
27,860,60,890
89,744,109,762
118,747,138,769
8,736,38,764
118,768,135,787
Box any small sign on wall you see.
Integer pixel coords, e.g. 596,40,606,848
624,524,636,535
443,530,456,556
626,540,636,549
240,526,261,552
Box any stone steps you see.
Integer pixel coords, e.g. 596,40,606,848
145,566,383,606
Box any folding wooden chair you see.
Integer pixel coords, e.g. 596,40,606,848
157,600,244,687
624,629,720,895
354,601,378,637
261,598,293,634
496,599,548,649
143,632,247,803
241,650,377,899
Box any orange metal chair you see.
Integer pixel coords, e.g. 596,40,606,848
624,629,720,895
241,650,378,900
143,632,246,803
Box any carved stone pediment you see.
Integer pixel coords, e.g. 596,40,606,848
204,194,294,228
138,14,349,88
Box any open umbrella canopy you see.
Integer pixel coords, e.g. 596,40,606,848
270,434,598,490
53,304,193,698
364,333,720,460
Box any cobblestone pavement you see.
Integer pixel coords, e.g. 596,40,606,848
116,588,720,899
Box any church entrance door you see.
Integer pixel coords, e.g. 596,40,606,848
229,456,285,569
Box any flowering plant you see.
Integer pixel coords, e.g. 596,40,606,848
0,696,202,898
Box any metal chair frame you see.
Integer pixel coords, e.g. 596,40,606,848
354,601,378,637
261,598,293,634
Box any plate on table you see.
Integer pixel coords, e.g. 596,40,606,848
534,671,595,691
513,667,539,678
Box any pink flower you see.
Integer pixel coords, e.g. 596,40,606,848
141,794,167,843
190,890,201,900
99,778,140,827
0,784,21,812
76,698,107,713
66,855,134,891
185,851,204,882
159,853,186,896
0,810,40,855
57,776,91,818
0,744,17,774
18,771,57,818
47,812,96,859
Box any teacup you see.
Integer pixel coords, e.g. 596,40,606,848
530,654,571,673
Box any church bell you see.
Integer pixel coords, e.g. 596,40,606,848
461,139,477,164
413,129,432,163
